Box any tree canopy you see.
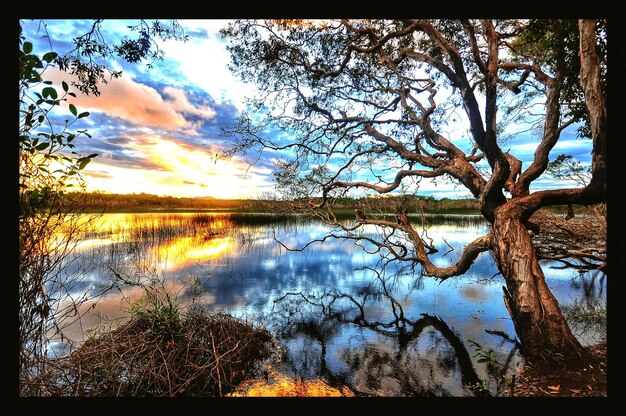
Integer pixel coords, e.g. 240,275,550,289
222,19,607,367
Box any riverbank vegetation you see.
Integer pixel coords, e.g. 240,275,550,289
63,190,602,217
63,191,480,213
24,282,273,397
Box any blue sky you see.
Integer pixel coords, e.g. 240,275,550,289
21,19,594,199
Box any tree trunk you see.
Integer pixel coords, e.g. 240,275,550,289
491,207,589,368
578,19,607,191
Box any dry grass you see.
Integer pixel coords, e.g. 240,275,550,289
28,302,273,397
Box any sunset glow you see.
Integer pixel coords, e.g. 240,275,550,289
81,135,269,198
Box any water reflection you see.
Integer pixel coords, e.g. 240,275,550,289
54,212,606,396
268,273,519,396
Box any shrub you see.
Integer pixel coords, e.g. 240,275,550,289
32,290,273,396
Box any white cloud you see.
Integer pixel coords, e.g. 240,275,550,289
157,19,257,111
510,139,593,153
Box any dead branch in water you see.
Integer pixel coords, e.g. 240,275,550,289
531,205,606,273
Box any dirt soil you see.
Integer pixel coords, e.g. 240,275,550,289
513,344,606,397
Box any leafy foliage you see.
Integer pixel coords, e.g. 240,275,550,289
55,19,188,96
546,154,591,187
467,338,497,365
18,19,187,396
19,25,97,206
19,24,101,394
466,338,516,396
513,19,607,138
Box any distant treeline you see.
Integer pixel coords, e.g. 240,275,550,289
66,192,249,211
64,192,481,213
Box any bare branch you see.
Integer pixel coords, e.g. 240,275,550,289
328,167,446,194
515,72,564,195
460,19,487,76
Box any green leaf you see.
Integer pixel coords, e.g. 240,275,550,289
42,87,57,100
477,358,487,363
68,92,76,97
69,103,77,116
37,115,44,123
87,153,99,158
77,112,90,119
42,52,58,63
23,42,33,54
78,158,90,170
35,142,49,151
62,81,69,92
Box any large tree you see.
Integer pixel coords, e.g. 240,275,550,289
222,19,606,368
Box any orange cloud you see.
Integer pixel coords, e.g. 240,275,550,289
81,134,273,198
44,69,215,131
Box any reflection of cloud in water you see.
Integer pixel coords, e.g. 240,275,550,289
261,258,277,270
54,279,215,344
73,238,115,250
156,236,233,270
459,284,488,303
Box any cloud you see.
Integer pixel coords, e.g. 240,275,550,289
163,86,216,119
81,134,274,198
44,69,214,132
183,180,207,187
157,20,255,110
45,68,186,129
510,138,592,154
83,170,113,179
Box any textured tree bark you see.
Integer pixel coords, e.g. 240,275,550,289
491,206,589,367
579,19,607,191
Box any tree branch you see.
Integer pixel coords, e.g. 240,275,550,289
515,71,564,195
328,167,446,194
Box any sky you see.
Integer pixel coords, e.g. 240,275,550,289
21,19,594,199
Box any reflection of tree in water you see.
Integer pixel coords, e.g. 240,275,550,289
270,272,518,396
569,269,606,300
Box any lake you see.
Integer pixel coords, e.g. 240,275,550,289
50,212,606,397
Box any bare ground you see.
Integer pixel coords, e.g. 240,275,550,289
513,344,607,397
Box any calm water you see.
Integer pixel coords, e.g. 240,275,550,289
51,212,606,397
